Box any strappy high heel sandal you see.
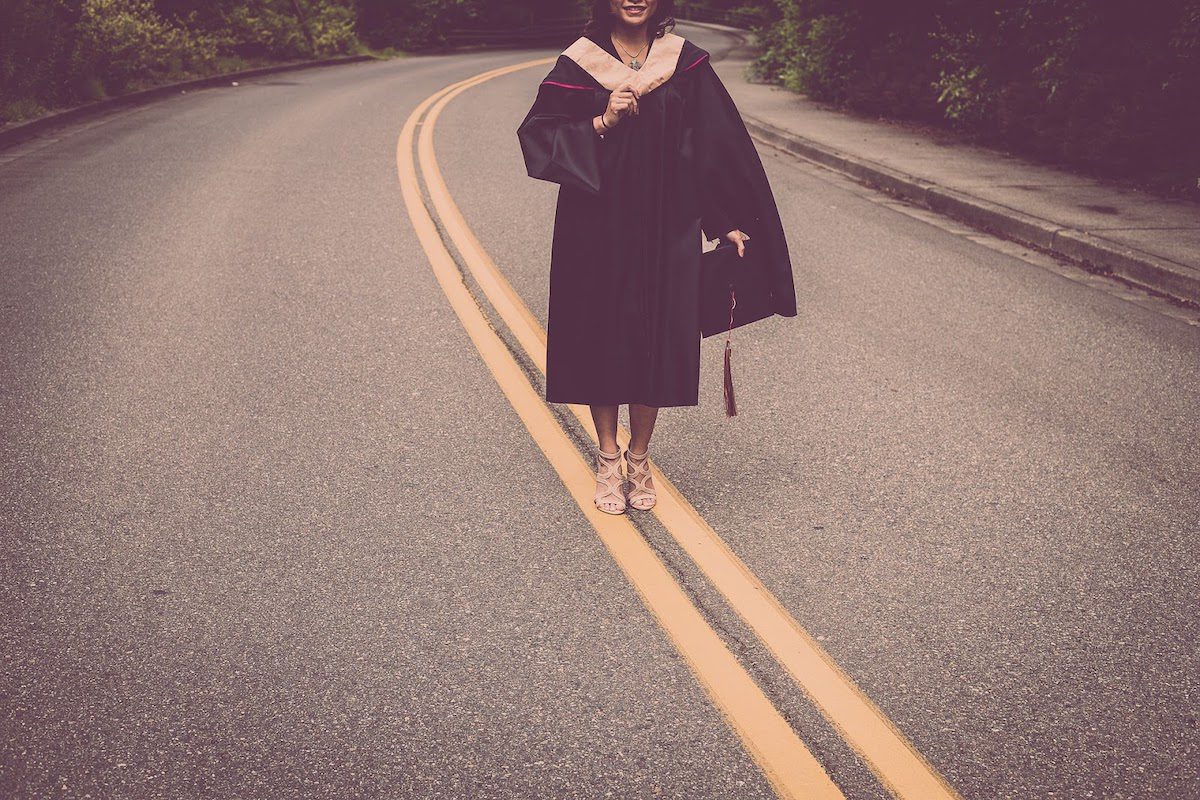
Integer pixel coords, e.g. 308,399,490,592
593,447,627,515
623,447,657,511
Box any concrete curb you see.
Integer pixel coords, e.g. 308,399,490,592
742,114,1200,306
676,18,752,35
0,54,377,150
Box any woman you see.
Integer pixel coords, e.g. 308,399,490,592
517,0,797,515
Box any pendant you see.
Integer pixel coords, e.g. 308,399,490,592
630,58,641,70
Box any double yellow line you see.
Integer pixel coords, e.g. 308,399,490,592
396,58,961,800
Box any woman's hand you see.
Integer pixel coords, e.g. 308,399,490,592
602,80,640,129
723,229,751,257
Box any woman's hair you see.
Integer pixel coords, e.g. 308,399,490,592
582,1,677,39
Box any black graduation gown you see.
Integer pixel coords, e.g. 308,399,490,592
516,28,796,408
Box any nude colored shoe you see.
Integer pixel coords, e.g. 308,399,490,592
593,447,627,515
623,447,657,511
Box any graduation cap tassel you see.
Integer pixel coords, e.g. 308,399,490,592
723,288,738,417
723,339,737,417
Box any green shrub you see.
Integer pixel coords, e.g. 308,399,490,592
753,0,1200,196
0,0,79,116
74,0,217,93
0,0,369,125
0,97,48,124
219,2,310,59
355,0,489,50
310,3,360,54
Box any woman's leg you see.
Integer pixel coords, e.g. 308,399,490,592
590,404,620,454
589,404,625,513
628,404,659,455
624,404,659,510
628,402,657,453
588,404,659,453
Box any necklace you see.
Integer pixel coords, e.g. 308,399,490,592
612,33,648,70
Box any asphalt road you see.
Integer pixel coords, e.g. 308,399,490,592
2,23,1198,800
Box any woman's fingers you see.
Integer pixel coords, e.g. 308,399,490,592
613,85,639,116
607,83,644,120
725,230,749,257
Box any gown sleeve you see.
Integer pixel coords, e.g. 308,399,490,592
700,180,737,244
685,54,799,317
517,59,610,196
687,57,743,242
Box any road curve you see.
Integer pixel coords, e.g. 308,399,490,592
2,23,1198,800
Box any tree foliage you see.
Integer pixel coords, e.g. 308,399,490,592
3,0,1195,194
0,0,363,122
752,0,1200,195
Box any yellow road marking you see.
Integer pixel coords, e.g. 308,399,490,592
398,76,844,800
415,59,962,800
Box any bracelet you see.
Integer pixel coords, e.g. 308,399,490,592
597,114,611,131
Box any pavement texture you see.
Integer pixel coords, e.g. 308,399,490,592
1,20,1198,800
0,51,777,800
696,23,1200,305
443,24,1200,799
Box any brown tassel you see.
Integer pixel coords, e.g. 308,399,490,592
723,338,737,417
722,287,737,417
